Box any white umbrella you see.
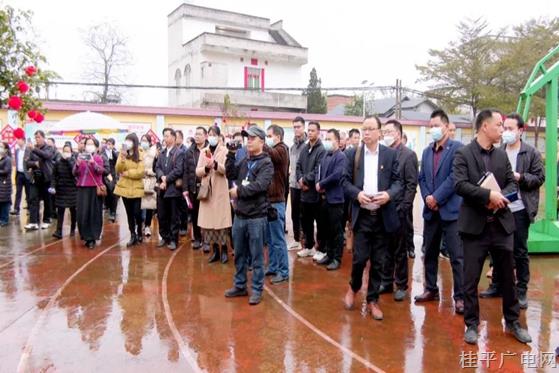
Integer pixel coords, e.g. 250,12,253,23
52,111,127,131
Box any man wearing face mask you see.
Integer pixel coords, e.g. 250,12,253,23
315,129,347,270
479,113,544,309
380,120,418,300
416,109,465,315
264,125,290,283
103,138,119,222
454,109,531,345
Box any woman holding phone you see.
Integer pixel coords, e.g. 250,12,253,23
115,133,145,246
140,134,157,238
196,126,231,264
74,137,105,249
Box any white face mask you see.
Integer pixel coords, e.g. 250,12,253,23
208,136,218,147
85,145,96,154
62,152,72,159
125,140,134,150
265,137,275,147
430,127,443,142
322,140,334,152
141,141,149,150
383,135,395,147
502,130,517,145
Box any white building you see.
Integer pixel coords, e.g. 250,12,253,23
168,3,308,112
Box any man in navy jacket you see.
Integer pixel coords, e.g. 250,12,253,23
415,109,464,315
316,129,347,271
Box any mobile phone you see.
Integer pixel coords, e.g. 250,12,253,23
121,143,128,152
504,191,519,203
80,153,92,161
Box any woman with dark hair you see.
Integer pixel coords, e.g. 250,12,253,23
0,142,12,226
74,137,105,248
196,126,232,263
51,143,78,238
115,133,145,246
140,134,157,237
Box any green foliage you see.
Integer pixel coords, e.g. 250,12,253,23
344,94,364,116
0,5,57,121
304,67,327,114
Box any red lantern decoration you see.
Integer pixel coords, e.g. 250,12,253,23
27,110,38,120
24,66,37,76
17,80,30,94
13,128,25,140
7,96,23,110
34,112,45,123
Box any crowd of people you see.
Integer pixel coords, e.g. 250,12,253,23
0,107,544,344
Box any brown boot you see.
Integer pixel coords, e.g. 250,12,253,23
344,287,355,310
368,302,384,321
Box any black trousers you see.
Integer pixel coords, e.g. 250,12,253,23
350,210,389,303
405,209,414,253
325,202,345,262
423,213,464,300
145,209,155,227
122,197,142,237
158,193,180,244
301,200,325,250
29,180,51,224
190,196,202,242
462,221,520,328
490,210,531,293
56,206,76,232
178,195,188,231
105,186,118,215
381,211,409,290
14,171,30,213
290,187,302,242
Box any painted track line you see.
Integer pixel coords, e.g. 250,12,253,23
0,238,69,270
16,238,125,373
264,285,386,373
162,245,203,373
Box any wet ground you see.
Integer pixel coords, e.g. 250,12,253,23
1,205,558,373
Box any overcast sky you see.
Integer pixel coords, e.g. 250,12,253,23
6,0,558,106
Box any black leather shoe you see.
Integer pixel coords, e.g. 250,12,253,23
464,326,478,344
52,230,62,239
317,255,331,265
127,235,138,247
249,293,262,305
224,287,248,298
208,244,220,263
505,321,532,344
326,259,341,271
220,245,228,264
479,284,502,298
86,240,96,249
414,291,439,302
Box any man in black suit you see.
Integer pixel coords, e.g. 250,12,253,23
453,109,531,345
175,130,189,237
155,128,185,251
380,119,418,301
103,138,119,222
343,116,402,321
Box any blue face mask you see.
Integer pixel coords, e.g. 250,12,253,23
208,136,218,147
502,130,517,145
265,137,275,147
430,127,443,142
323,140,333,152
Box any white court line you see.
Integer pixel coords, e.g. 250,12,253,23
0,238,69,270
17,239,125,373
162,246,204,373
264,285,386,373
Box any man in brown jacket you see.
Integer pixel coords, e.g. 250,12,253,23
265,125,290,284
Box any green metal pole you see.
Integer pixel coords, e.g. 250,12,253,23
544,78,558,222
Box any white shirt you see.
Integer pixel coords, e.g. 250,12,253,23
16,146,25,172
506,146,525,212
362,143,381,210
166,146,174,158
105,148,113,160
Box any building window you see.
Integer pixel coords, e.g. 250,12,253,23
184,64,191,86
174,68,182,100
245,67,264,90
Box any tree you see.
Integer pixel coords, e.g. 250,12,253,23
0,5,56,121
344,94,364,116
304,67,327,114
82,23,132,104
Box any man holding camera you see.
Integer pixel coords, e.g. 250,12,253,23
225,126,274,305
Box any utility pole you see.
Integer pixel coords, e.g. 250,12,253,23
395,79,402,120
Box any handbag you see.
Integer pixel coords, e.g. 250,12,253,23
197,177,212,201
144,177,157,194
85,160,107,197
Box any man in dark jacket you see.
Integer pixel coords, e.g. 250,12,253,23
454,109,531,345
155,128,185,251
11,134,30,216
25,130,55,231
264,125,290,284
416,109,464,315
295,121,326,259
182,126,208,249
224,126,273,305
380,119,418,301
342,116,403,321
288,116,307,250
315,129,347,271
175,130,188,236
480,113,544,308
103,138,119,222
